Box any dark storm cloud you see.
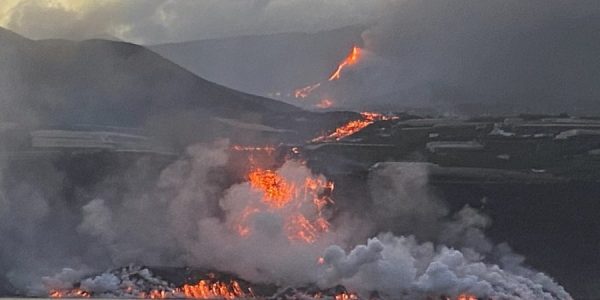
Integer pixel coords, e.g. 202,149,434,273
3,0,600,114
0,0,394,44
348,0,600,114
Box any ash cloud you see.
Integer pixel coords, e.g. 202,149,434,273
4,0,599,116
1,0,392,44
332,0,600,115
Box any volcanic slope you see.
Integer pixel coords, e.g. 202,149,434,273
0,27,333,147
150,25,365,97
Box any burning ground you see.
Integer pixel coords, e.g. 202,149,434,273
0,139,571,299
0,3,596,298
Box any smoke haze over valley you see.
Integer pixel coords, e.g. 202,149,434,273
3,0,599,114
0,1,599,299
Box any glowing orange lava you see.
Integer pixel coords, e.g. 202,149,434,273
294,83,321,98
238,164,334,243
50,279,251,299
293,45,363,100
49,289,91,298
315,99,334,109
175,280,249,299
248,168,295,208
329,45,362,81
312,112,395,143
456,294,478,300
334,291,360,300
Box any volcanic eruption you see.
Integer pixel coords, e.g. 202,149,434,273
327,46,362,82
311,112,396,143
0,2,587,298
33,141,571,300
293,45,365,109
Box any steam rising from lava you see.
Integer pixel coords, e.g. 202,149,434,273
0,142,571,299
232,161,334,243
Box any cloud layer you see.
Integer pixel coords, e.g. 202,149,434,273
0,0,395,44
315,0,600,114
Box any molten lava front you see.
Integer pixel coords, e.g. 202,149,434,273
248,168,295,208
239,163,334,243
41,143,557,300
292,45,364,107
49,289,91,298
328,46,362,81
50,279,250,299
173,280,249,299
311,112,395,143
294,83,321,99
315,99,334,109
456,294,478,300
336,292,359,300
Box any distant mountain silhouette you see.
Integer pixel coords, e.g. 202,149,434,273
0,28,355,147
0,27,332,147
151,26,365,97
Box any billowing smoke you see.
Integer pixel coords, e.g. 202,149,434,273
0,141,571,299
320,233,569,299
368,162,448,239
325,0,600,115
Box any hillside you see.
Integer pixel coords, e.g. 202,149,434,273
0,27,317,147
151,26,365,97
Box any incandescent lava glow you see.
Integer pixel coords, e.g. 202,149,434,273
334,291,360,300
294,82,321,98
50,289,91,298
237,162,334,243
328,45,362,81
312,112,396,143
315,98,334,109
172,280,249,299
293,45,363,101
51,279,250,299
456,294,478,300
248,168,295,208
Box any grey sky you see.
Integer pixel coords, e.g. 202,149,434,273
0,0,398,44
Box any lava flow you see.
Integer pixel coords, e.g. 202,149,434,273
328,45,362,81
50,279,249,299
456,294,478,300
315,99,334,109
333,291,360,300
292,45,364,107
311,112,395,143
238,163,334,243
49,289,90,298
171,280,249,299
248,168,295,208
294,82,321,99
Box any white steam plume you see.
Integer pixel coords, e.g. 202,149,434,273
0,141,571,299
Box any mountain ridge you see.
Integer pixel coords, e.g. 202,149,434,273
150,25,365,98
0,27,313,147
